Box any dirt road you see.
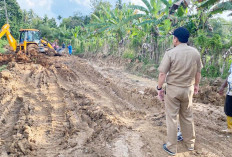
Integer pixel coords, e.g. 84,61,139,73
0,55,231,157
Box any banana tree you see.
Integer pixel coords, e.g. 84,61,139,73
193,0,232,31
88,3,135,55
128,0,187,63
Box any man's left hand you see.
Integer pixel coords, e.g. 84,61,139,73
158,89,164,101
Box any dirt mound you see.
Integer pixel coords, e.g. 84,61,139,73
194,85,225,106
0,52,53,68
194,78,225,106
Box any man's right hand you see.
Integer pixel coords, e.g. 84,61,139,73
194,84,199,95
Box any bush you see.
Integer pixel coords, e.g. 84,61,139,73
122,49,136,60
0,65,7,72
202,65,220,78
0,39,8,53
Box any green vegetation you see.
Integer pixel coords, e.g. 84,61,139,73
0,65,7,72
0,39,8,53
0,0,232,78
123,49,136,60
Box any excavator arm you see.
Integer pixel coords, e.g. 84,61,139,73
0,24,17,51
40,39,54,49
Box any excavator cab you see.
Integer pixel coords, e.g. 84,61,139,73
18,29,41,53
19,29,41,43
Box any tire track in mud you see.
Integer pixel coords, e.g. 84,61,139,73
27,68,69,156
0,63,69,156
53,59,152,156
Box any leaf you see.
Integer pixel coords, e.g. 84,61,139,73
176,6,185,17
150,0,155,7
92,14,102,23
110,11,117,20
122,14,149,24
129,5,149,14
86,23,107,28
154,15,168,25
109,19,117,24
96,25,111,33
198,0,220,9
141,0,153,12
138,15,168,26
138,19,155,25
101,5,111,19
209,1,232,16
160,0,170,7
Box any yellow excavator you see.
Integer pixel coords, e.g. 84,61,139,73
0,23,58,56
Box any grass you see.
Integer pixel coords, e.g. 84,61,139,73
0,39,8,54
0,65,7,72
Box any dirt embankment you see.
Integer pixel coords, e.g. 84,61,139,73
0,53,231,157
83,53,158,78
193,78,225,106
84,53,226,106
0,51,51,67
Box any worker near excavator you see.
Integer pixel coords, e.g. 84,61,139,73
218,63,232,133
157,27,202,156
62,42,66,49
68,43,72,55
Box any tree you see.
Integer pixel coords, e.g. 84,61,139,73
128,0,184,63
57,15,62,25
57,15,62,21
48,18,57,28
60,12,87,29
0,0,23,38
116,0,122,10
90,0,112,17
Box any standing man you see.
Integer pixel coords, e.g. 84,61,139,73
218,62,232,133
62,42,66,49
68,43,72,55
157,27,202,156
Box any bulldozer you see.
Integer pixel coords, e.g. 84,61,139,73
0,23,58,56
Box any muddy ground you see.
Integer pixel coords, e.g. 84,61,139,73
0,53,231,157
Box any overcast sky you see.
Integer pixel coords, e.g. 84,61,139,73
16,0,231,21
16,0,144,19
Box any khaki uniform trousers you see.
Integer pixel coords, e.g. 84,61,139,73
164,84,196,153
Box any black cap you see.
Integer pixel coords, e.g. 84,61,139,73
172,27,190,43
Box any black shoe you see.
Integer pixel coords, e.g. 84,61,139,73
163,144,176,156
177,134,183,142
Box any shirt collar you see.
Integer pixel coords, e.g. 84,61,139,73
176,43,187,48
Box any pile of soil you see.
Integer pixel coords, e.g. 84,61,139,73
194,78,226,106
0,52,55,68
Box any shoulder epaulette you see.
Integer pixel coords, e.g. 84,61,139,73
166,48,173,51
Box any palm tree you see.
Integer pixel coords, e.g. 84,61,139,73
57,15,62,24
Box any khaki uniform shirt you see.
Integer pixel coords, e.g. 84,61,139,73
158,43,202,87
